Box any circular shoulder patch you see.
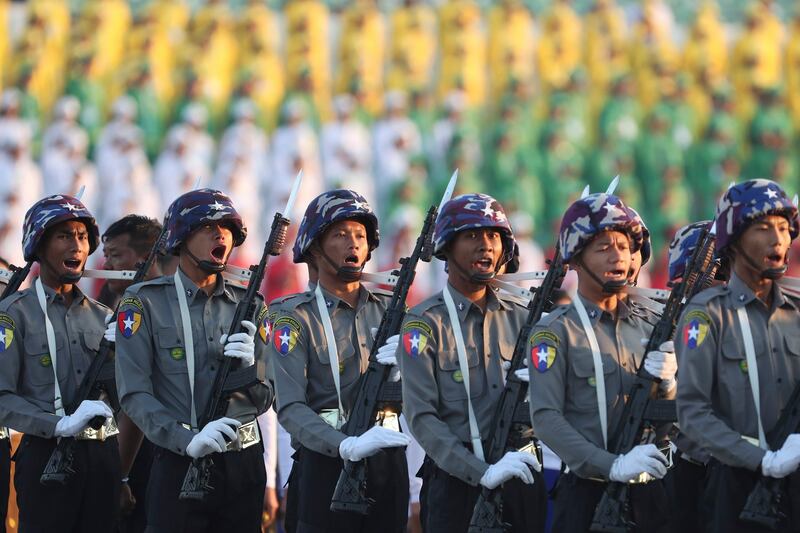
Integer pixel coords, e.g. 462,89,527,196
682,310,711,350
529,330,559,373
402,320,433,359
0,313,15,352
272,316,301,356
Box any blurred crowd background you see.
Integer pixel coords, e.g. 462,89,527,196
0,0,799,291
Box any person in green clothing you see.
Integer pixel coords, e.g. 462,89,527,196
744,86,794,185
65,55,106,151
583,141,643,209
597,74,642,149
656,73,697,150
548,68,590,149
127,63,167,161
539,127,584,237
635,106,681,211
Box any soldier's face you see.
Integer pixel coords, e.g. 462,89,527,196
40,220,90,280
736,215,792,271
317,220,369,272
184,223,234,265
576,230,632,287
449,228,504,278
103,234,143,294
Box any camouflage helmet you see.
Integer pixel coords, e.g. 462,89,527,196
626,206,651,266
558,193,643,262
164,189,247,254
715,179,799,252
667,221,712,282
433,193,515,265
22,194,100,262
293,189,379,264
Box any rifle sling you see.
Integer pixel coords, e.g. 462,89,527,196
174,271,198,431
35,279,66,417
572,291,608,449
736,306,767,450
315,284,345,429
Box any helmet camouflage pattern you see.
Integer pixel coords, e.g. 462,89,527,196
433,193,515,265
164,189,246,254
667,220,712,282
558,193,643,262
715,179,799,252
626,206,651,266
22,194,100,262
293,189,379,264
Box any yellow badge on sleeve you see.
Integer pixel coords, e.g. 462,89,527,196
682,310,710,349
0,313,14,351
272,316,301,356
530,331,559,373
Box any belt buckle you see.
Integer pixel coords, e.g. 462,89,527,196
225,420,260,452
518,440,543,465
375,410,400,432
319,409,345,430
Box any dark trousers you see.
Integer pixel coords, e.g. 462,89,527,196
13,435,121,533
287,446,408,533
665,456,707,532
145,444,265,533
703,460,800,533
420,457,547,533
0,438,9,533
118,439,154,533
550,471,672,533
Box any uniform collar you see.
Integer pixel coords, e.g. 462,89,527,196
38,279,86,307
575,292,632,325
176,268,234,304
729,272,796,311
316,282,374,311
446,283,509,321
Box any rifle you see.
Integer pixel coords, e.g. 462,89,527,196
467,250,567,532
590,224,717,532
179,172,301,501
40,224,169,485
0,262,33,301
329,170,458,514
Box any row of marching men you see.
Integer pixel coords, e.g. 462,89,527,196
0,174,799,532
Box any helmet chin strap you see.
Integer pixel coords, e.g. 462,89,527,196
320,250,365,282
734,245,788,280
185,248,226,274
40,257,83,284
577,258,627,294
447,257,499,285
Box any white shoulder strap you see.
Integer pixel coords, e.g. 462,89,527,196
735,306,767,450
572,291,608,449
442,286,485,462
34,278,65,416
314,284,345,429
173,272,198,431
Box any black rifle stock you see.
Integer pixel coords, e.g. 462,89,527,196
468,251,567,533
329,204,437,514
41,226,169,485
590,226,716,532
179,211,290,501
1,261,32,301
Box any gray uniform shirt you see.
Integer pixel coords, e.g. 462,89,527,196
529,294,669,479
115,269,272,455
397,285,527,486
269,284,389,457
676,273,800,471
0,282,108,437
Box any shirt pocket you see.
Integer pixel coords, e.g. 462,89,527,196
312,340,359,391
155,327,188,375
568,354,616,412
23,333,67,386
79,329,104,353
436,347,486,402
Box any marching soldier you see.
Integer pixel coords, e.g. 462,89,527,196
529,193,675,532
0,195,119,532
398,193,545,533
676,179,800,532
270,189,410,533
0,255,10,533
115,189,273,532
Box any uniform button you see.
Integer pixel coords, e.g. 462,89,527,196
211,366,216,371
492,384,498,389
739,295,746,302
72,340,77,345
77,369,82,374
208,337,214,341
777,377,782,384
361,343,366,347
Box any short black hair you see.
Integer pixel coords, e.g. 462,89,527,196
102,215,162,256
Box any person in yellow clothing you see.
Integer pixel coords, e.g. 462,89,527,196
487,0,534,103
629,2,680,111
336,0,385,118
387,0,437,95
786,8,800,129
583,0,628,122
536,0,582,94
438,0,486,107
285,0,331,122
239,0,281,64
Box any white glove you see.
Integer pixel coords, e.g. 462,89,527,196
338,425,411,462
609,444,669,483
643,340,677,391
376,334,399,367
54,400,113,437
762,434,800,478
104,314,115,343
502,358,529,383
479,451,542,490
185,417,242,459
220,320,257,367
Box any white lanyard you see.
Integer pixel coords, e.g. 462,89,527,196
314,284,345,428
34,279,65,416
173,272,198,431
572,291,609,449
736,306,768,450
442,286,485,462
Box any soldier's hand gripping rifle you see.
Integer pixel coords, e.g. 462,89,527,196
329,171,459,515
467,250,567,533
590,224,717,532
179,172,302,501
40,222,169,485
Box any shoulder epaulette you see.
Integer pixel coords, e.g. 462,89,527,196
535,304,569,327
0,289,28,311
126,275,173,295
371,287,394,298
688,284,729,306
408,292,445,316
269,290,314,309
